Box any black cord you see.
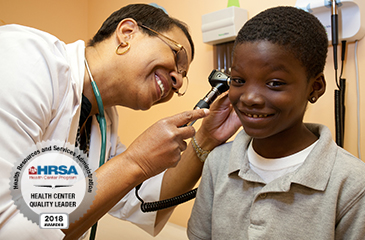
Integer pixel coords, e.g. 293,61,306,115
335,40,347,147
335,69,340,89
340,41,347,146
339,40,347,79
89,222,98,240
135,183,197,212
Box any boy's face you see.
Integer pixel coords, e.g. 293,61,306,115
229,41,313,141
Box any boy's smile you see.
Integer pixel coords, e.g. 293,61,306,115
229,41,320,157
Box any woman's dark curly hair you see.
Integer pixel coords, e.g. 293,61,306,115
234,6,328,79
88,4,194,61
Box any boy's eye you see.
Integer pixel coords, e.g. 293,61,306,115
267,80,285,87
231,78,245,85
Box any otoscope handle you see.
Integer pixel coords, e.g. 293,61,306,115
194,100,210,109
194,87,220,109
187,98,212,127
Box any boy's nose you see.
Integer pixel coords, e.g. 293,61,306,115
240,88,265,106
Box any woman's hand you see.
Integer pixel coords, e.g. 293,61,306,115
123,108,210,179
196,91,241,150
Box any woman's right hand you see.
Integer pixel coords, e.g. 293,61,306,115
122,108,210,179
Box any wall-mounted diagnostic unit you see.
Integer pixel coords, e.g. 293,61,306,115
296,0,364,153
201,5,248,73
295,0,365,43
201,6,248,45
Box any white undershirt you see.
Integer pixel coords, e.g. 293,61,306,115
248,140,318,183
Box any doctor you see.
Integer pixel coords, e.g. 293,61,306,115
0,3,240,240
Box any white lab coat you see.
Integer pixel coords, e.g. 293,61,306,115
0,24,165,239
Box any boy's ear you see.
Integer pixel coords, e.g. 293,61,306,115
308,73,326,103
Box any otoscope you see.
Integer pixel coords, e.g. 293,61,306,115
193,69,231,109
186,69,231,126
135,69,231,212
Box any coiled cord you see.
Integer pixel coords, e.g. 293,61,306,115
135,184,197,212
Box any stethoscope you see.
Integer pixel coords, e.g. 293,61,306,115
84,59,106,240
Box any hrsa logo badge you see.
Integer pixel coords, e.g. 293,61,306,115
28,165,79,175
29,166,37,175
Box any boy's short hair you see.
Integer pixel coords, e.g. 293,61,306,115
234,6,328,79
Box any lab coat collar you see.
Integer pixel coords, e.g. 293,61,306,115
65,40,86,144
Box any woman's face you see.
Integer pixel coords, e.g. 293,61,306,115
229,41,312,142
116,26,192,110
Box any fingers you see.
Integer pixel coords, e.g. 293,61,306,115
177,140,188,155
209,91,231,111
174,108,210,127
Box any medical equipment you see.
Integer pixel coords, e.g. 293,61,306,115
201,6,248,45
84,59,107,240
330,0,346,147
295,0,365,44
295,0,365,150
331,0,339,73
186,70,231,126
135,69,231,212
194,70,231,109
201,3,243,77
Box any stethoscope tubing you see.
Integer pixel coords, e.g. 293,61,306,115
85,59,107,240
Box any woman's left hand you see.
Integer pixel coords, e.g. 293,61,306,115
195,91,241,150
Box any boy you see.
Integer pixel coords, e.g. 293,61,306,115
187,6,365,239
